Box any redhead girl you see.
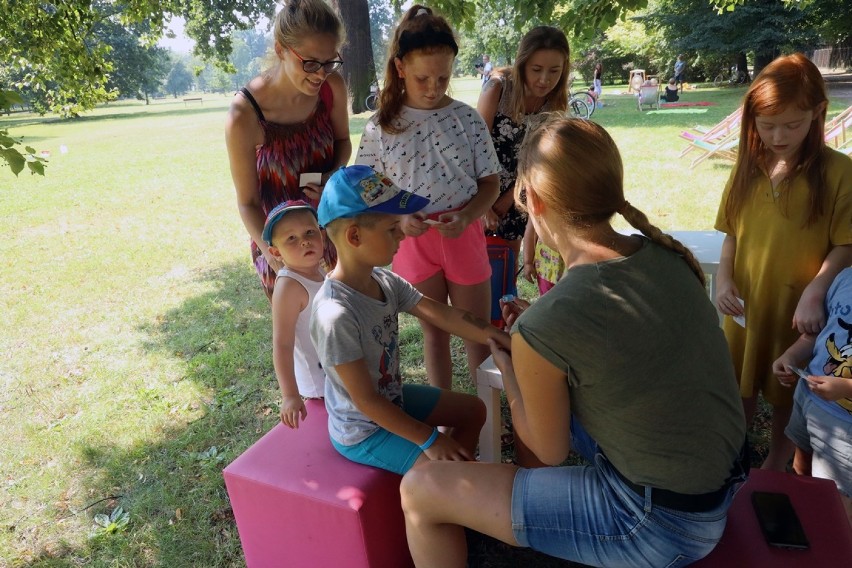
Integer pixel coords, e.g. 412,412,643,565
715,53,852,471
356,5,502,390
225,0,350,300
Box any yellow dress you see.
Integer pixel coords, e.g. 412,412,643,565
714,148,852,406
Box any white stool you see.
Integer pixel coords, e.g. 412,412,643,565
476,355,504,463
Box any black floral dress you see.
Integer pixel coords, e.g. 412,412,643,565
485,77,551,241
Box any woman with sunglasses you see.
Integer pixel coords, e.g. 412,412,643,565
226,0,350,299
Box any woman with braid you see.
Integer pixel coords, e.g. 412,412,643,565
400,117,748,568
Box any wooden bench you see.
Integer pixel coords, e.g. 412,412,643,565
183,97,202,106
223,400,413,568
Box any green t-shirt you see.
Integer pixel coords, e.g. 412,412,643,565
515,238,745,494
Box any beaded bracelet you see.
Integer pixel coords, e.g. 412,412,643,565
419,427,439,451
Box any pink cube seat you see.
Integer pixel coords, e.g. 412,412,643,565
694,468,852,567
223,400,413,568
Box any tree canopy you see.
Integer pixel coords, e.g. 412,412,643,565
2,0,850,176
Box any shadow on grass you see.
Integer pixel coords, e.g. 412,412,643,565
14,258,770,567
18,261,279,567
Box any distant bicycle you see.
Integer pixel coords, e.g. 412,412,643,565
364,82,379,111
568,93,591,119
713,65,750,88
570,90,596,118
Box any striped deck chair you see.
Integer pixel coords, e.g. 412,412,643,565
825,105,852,148
689,130,739,169
679,107,742,158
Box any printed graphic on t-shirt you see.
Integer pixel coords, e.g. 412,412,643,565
820,304,852,412
371,321,403,407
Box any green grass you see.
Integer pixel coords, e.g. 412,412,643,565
2,77,847,567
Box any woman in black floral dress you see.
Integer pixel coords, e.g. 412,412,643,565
477,26,571,272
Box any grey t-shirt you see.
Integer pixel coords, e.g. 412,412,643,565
310,268,423,445
515,238,745,494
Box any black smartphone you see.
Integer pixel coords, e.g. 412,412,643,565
751,491,809,550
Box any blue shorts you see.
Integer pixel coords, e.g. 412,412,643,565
510,419,745,567
785,379,852,497
331,384,441,475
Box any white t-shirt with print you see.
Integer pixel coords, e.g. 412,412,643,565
356,100,502,215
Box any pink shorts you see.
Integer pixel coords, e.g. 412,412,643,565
393,218,491,285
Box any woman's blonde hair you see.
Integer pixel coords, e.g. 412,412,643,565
517,116,705,285
504,26,570,123
725,53,828,228
273,0,345,51
377,5,458,134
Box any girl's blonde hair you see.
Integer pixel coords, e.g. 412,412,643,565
273,0,345,51
501,26,570,123
517,116,705,285
725,53,828,227
377,5,458,134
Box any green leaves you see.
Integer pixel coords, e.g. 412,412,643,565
90,506,131,538
0,89,48,176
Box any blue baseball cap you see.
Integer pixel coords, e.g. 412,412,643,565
318,165,429,227
262,200,318,245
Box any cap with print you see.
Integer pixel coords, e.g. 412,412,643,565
318,165,429,227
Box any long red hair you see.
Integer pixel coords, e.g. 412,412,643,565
725,53,828,228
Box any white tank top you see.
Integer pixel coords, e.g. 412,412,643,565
277,268,326,398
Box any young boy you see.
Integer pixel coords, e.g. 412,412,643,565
310,165,511,474
773,266,852,528
262,200,326,429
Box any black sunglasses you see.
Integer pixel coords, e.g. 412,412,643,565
288,46,344,74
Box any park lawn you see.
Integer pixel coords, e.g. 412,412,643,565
2,77,844,567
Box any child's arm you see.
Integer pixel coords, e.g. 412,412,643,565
521,222,538,284
794,244,852,334
334,359,473,461
272,278,309,428
435,174,500,239
805,374,852,402
715,234,744,316
408,297,511,351
771,333,817,388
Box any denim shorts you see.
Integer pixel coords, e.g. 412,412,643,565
511,419,745,568
785,379,852,497
331,384,441,475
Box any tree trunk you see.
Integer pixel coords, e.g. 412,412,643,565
735,51,750,82
333,0,375,114
753,48,779,80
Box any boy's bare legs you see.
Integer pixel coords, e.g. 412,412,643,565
447,278,492,384
414,272,454,390
401,460,519,568
421,389,487,456
791,447,812,476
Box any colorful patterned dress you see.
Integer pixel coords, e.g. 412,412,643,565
486,76,545,241
239,85,337,297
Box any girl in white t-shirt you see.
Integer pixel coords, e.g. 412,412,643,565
356,4,502,391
